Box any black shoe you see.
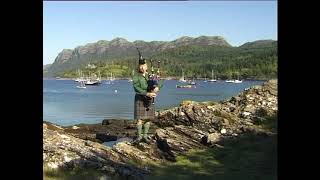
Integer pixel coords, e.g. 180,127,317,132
132,137,142,145
142,137,150,144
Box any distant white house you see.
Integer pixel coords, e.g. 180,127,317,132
86,63,97,69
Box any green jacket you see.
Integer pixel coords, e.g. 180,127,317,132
132,73,164,95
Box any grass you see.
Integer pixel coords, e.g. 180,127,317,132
44,115,277,180
257,113,278,133
43,165,107,180
145,125,277,180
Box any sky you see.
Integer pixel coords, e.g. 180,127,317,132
43,1,277,65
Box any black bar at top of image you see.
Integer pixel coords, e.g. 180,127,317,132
42,0,277,1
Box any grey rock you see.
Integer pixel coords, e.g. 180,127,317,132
201,133,221,145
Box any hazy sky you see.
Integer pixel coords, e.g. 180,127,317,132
43,1,277,65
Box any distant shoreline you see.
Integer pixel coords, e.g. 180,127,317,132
43,77,270,81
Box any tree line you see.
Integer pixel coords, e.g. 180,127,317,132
59,43,277,80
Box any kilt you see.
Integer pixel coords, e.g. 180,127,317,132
134,94,155,120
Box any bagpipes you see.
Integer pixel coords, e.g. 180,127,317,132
146,59,161,107
136,48,161,110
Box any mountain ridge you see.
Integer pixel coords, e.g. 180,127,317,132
45,36,276,77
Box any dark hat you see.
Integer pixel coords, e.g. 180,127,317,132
139,55,146,65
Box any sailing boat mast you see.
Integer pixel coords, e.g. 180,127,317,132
128,70,134,82
209,69,217,82
212,69,213,80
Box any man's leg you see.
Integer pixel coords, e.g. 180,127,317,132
142,121,150,143
136,119,143,142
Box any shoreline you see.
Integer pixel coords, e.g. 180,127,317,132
43,80,268,127
44,77,270,81
44,78,277,130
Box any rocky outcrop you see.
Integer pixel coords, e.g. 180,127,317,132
43,123,151,180
231,79,278,123
153,79,277,159
44,79,278,179
52,119,159,143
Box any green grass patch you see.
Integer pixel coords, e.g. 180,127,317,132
146,132,277,180
43,165,106,180
258,113,278,133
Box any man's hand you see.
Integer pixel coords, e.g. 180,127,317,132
153,87,159,93
146,92,157,98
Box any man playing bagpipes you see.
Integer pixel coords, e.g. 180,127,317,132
132,48,164,144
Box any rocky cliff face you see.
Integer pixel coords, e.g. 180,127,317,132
54,36,230,64
55,49,73,64
45,36,231,76
239,40,277,48
43,79,277,179
43,64,51,70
